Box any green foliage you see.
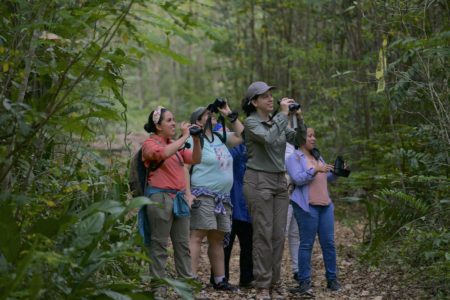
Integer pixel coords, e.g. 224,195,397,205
1,0,449,298
0,0,201,299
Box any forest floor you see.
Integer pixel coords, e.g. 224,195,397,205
187,219,428,300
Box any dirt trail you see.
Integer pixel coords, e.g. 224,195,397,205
192,220,425,300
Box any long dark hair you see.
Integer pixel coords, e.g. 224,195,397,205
241,97,256,116
144,108,167,133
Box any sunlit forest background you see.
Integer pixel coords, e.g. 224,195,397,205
0,0,448,299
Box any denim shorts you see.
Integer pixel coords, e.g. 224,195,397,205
190,195,231,232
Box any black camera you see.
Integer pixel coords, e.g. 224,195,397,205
207,98,227,113
277,99,301,112
332,156,350,177
189,126,202,136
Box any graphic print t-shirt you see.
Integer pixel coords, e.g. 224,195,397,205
188,133,233,194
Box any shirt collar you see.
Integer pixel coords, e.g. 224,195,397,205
151,133,171,144
250,111,273,124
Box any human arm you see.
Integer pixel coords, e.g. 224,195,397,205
286,152,316,186
285,108,306,146
244,114,288,145
217,102,244,148
142,122,191,161
245,97,299,145
184,164,196,207
190,135,202,164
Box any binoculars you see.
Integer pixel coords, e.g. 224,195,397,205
189,126,202,136
207,98,227,113
277,99,301,112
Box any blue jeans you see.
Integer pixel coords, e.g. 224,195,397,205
292,202,337,282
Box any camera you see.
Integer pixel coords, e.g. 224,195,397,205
332,156,350,177
189,126,202,136
277,99,301,112
207,98,227,113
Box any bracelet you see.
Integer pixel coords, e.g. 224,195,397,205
227,111,238,123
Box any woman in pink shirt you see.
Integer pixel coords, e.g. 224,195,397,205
286,127,343,295
141,106,201,298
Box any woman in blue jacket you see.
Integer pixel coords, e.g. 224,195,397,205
224,143,254,287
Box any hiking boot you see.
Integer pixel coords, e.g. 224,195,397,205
212,277,238,291
289,280,312,295
256,288,271,300
327,279,341,291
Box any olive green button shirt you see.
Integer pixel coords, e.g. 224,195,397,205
244,112,306,173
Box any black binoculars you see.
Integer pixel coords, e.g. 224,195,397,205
189,126,202,136
277,99,301,112
207,98,227,113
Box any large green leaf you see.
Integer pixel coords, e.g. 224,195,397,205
127,196,152,210
73,212,105,249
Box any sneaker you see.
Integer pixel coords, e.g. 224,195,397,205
327,279,341,291
212,277,238,291
289,280,312,294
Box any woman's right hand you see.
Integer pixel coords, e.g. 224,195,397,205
315,163,334,173
279,97,295,115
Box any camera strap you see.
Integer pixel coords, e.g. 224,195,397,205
203,115,227,145
218,115,227,145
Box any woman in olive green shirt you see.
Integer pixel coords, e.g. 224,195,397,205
241,81,306,299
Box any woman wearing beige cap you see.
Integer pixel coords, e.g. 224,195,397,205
241,81,306,300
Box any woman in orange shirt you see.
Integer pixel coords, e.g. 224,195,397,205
141,106,201,298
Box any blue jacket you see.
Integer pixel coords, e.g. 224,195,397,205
229,144,251,223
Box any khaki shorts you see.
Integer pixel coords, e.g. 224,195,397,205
190,195,232,232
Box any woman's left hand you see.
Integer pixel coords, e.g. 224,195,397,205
218,102,232,117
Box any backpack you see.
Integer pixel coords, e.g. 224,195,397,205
128,147,164,197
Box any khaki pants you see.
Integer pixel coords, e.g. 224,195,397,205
243,168,289,288
146,192,192,278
